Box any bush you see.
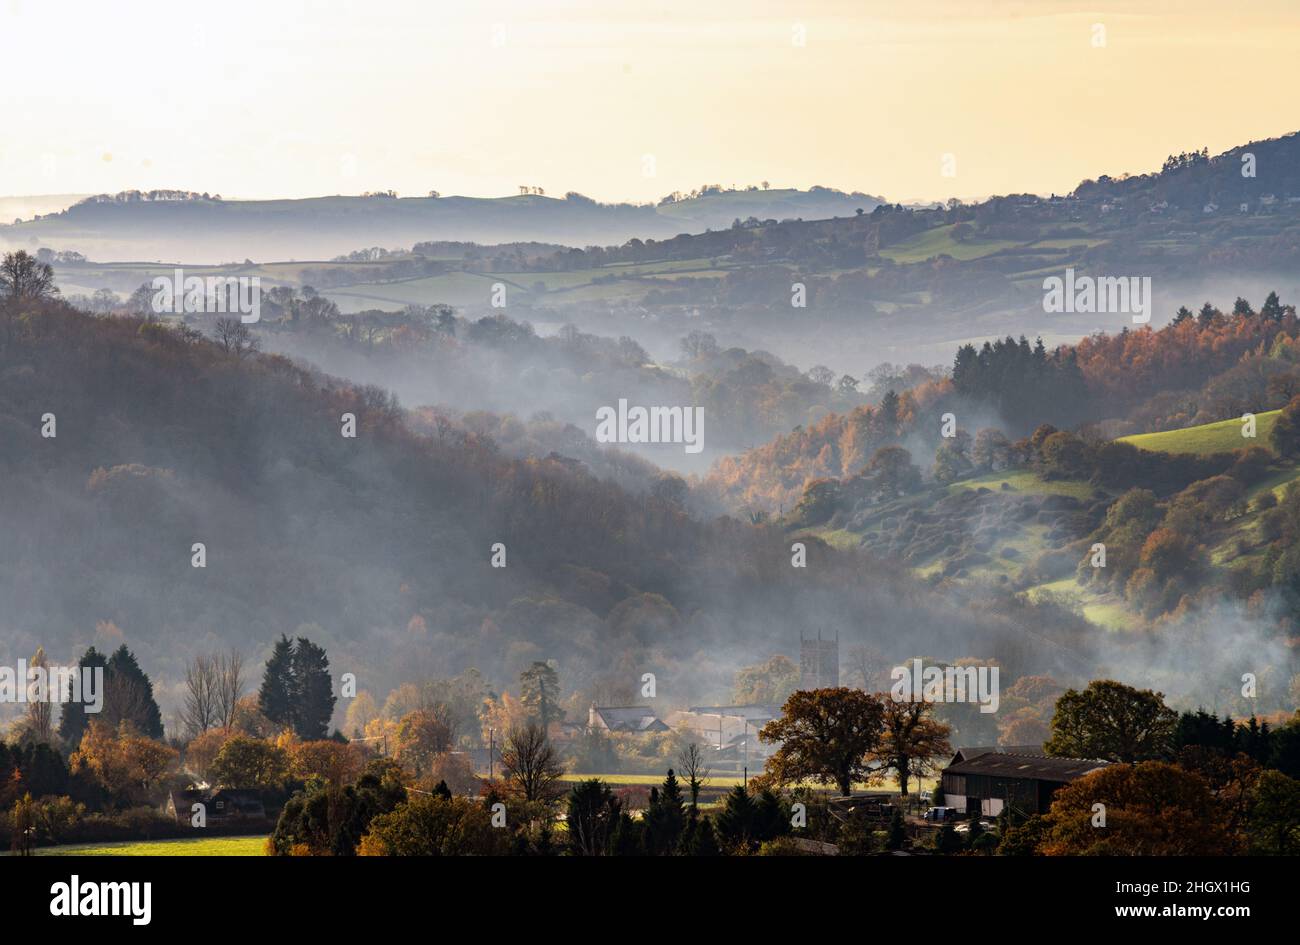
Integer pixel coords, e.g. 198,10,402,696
358,795,509,856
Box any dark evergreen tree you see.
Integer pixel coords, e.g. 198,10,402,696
566,778,621,856
1260,291,1285,322
610,811,644,856
1268,719,1300,779
1239,716,1272,764
105,645,163,738
257,635,335,738
1175,708,1236,754
291,637,336,740
879,389,900,429
57,646,107,747
753,788,789,844
688,817,720,856
643,769,686,855
886,806,906,851
258,635,296,729
715,785,758,851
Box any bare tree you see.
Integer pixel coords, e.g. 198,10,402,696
0,250,57,304
103,674,154,733
500,723,564,802
1,250,57,344
182,654,220,738
677,741,711,810
24,647,54,745
846,642,886,691
214,317,259,357
590,675,636,707
215,648,245,730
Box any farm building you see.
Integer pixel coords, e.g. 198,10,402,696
949,745,1044,763
940,749,1112,817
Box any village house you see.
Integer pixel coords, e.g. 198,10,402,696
586,703,669,734
939,748,1112,817
666,704,779,748
666,704,781,772
165,787,266,824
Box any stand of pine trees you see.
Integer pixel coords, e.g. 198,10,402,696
257,635,338,739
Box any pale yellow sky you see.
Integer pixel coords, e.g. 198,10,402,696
2,0,1297,202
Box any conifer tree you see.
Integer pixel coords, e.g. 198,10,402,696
291,637,336,739
258,635,296,729
57,646,107,747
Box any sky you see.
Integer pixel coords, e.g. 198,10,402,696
2,0,1298,203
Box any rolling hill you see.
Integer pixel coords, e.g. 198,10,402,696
0,296,1090,722
1120,410,1281,455
792,407,1300,653
0,187,883,264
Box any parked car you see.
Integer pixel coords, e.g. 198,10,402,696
924,806,961,823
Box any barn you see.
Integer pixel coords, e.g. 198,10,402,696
940,749,1112,817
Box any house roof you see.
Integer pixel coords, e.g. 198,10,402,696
686,704,780,716
943,752,1111,782
211,789,264,802
594,706,667,731
951,745,1044,762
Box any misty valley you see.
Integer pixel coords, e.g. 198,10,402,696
1,5,1298,911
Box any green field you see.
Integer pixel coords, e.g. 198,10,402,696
877,223,1020,263
1026,577,1132,630
948,469,1099,500
33,835,266,856
560,772,745,787
1119,410,1280,455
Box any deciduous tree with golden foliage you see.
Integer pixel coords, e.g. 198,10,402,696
869,698,952,797
759,688,886,796
1046,680,1177,763
358,794,509,856
1039,761,1240,855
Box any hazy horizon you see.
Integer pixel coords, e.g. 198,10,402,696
4,0,1298,205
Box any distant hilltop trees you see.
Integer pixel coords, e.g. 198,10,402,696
73,189,222,207
1161,147,1211,173
657,183,879,205
35,248,87,265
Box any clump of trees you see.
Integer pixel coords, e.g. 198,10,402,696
257,636,337,740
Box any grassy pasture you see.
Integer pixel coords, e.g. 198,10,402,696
1118,410,1280,455
31,835,266,856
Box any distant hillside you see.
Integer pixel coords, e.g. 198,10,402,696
0,194,89,224
0,187,883,264
1074,131,1300,209
0,296,1082,714
771,404,1300,715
